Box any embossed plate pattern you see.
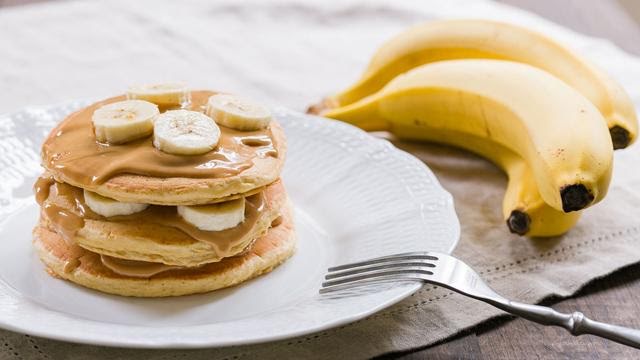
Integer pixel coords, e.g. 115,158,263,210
0,102,459,348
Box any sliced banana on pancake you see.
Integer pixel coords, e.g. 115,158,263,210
177,198,245,231
126,83,190,107
153,110,220,155
84,190,148,217
206,94,272,131
92,100,159,144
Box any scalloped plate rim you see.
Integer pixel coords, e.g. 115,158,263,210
0,101,460,348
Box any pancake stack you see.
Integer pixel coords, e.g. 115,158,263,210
32,85,295,297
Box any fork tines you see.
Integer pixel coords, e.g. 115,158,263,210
320,252,439,294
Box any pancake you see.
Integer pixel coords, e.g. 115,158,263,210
42,91,287,206
33,201,296,297
42,180,288,267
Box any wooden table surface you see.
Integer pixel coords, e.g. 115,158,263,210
2,0,639,359
386,1,640,359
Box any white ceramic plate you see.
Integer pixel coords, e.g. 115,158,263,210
0,102,459,348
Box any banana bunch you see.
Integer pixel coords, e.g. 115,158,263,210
391,124,580,237
311,20,637,237
310,19,637,150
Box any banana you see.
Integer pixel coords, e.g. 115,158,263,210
312,19,637,149
126,83,190,108
206,94,272,131
392,123,580,237
153,110,220,155
177,198,245,231
323,59,613,213
83,190,148,217
92,100,159,144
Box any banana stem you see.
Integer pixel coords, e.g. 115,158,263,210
321,98,389,132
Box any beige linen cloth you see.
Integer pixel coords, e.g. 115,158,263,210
1,0,640,359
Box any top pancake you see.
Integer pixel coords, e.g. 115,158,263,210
41,90,287,205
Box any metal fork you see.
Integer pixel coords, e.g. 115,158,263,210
321,252,640,349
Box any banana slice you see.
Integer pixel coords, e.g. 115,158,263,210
126,83,190,107
177,198,245,231
84,190,148,217
92,100,159,144
206,94,272,131
153,110,220,155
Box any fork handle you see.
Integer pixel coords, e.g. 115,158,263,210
492,300,640,349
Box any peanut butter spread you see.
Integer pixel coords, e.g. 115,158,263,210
36,177,265,255
36,176,267,277
42,91,278,186
100,255,181,278
36,90,282,279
